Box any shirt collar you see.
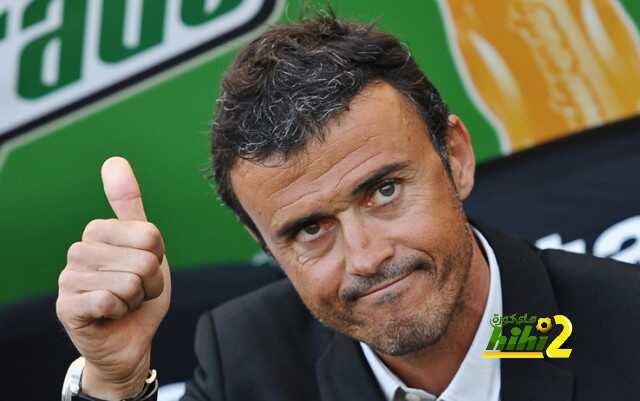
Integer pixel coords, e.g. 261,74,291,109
360,226,503,401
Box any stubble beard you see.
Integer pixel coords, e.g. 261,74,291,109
308,221,474,356
365,181,476,356
369,235,473,356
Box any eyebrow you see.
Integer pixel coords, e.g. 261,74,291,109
350,161,410,197
274,161,411,241
275,212,332,241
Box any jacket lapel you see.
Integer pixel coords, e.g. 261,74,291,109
316,332,386,401
476,223,574,401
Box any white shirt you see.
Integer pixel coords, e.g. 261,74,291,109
360,227,503,401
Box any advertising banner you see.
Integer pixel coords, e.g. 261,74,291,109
1,0,639,304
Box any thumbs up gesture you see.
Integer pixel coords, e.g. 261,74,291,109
56,157,171,400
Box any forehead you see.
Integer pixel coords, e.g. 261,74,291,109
230,82,433,235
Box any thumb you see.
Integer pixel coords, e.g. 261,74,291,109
101,157,147,221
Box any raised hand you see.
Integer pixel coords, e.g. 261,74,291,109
56,157,171,400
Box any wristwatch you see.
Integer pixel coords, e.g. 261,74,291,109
61,357,158,401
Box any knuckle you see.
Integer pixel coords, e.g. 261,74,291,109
123,274,142,297
58,270,71,290
94,292,117,316
137,251,159,278
66,242,85,263
140,222,162,250
82,219,105,240
55,297,68,321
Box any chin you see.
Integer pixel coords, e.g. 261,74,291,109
365,308,452,356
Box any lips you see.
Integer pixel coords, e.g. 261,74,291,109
340,255,432,303
359,270,414,299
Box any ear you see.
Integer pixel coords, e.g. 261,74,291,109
445,115,476,200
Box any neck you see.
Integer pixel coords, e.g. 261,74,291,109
378,235,490,395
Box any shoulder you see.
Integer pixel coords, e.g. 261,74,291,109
209,278,324,338
186,279,333,400
535,248,640,326
537,248,640,301
534,249,640,384
478,221,640,335
200,278,334,379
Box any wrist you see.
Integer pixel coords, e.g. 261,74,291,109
81,358,150,401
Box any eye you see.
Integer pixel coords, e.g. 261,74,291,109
295,222,326,243
370,181,400,207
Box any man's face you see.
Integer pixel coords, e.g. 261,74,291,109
231,82,477,356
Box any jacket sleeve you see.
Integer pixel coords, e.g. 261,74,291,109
181,312,226,401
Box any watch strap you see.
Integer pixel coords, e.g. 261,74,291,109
71,379,158,401
62,357,85,401
62,356,158,401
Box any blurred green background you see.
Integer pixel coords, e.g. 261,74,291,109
1,0,639,304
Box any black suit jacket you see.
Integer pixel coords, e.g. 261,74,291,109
180,224,640,401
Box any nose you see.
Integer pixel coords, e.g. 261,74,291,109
340,213,394,276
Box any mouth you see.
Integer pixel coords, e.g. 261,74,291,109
359,270,415,299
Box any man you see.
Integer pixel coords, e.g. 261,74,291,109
56,15,639,401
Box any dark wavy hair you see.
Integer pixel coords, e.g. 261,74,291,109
211,14,450,245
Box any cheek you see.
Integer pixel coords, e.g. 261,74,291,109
278,251,345,312
389,185,465,252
